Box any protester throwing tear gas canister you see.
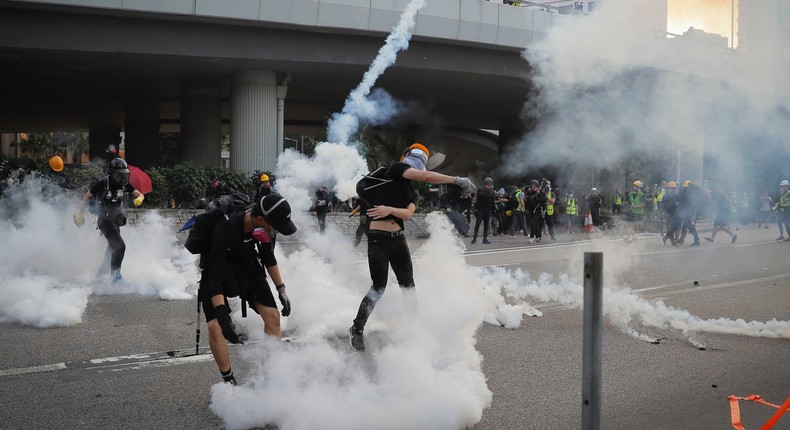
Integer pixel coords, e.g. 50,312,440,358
73,158,144,284
348,143,475,351
199,193,297,385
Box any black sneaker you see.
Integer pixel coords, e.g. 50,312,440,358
689,242,700,247
482,240,491,244
704,237,714,243
470,239,477,244
777,236,785,241
349,326,365,351
224,375,237,385
731,234,737,244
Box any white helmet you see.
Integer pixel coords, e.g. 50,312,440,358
781,180,790,187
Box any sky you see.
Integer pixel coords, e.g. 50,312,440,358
667,0,738,47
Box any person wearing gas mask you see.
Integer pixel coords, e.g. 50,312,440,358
348,143,475,351
199,193,297,385
73,157,144,284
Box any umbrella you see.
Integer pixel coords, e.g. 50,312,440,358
128,165,153,194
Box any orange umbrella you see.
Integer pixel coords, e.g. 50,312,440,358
128,165,153,194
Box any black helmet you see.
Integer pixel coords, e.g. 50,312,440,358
109,158,130,186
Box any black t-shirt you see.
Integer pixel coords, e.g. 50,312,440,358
524,189,546,213
202,211,277,298
372,162,415,230
89,177,137,215
475,187,496,214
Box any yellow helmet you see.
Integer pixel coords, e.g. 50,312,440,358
48,155,64,172
633,180,642,187
260,173,270,182
683,180,691,188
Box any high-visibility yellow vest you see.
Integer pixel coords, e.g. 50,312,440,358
546,191,555,215
566,197,577,215
779,190,790,209
629,191,645,214
656,188,665,202
614,193,622,205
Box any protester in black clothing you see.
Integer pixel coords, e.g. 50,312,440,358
73,158,144,284
678,180,702,246
586,188,603,227
459,189,473,223
313,186,331,233
524,179,546,243
350,198,371,248
705,184,737,244
349,143,474,351
471,177,496,244
199,193,297,385
660,181,681,246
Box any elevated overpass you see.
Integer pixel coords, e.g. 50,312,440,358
0,0,567,171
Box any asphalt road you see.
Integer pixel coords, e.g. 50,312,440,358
1,223,788,430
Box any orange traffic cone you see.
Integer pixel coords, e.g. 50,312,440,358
584,211,593,233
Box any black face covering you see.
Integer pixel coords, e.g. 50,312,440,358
112,170,130,186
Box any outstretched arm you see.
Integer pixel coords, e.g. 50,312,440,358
402,168,476,192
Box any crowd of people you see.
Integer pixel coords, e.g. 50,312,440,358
429,176,790,247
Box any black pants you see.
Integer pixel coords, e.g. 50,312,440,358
545,213,556,238
473,211,491,241
316,208,328,233
529,212,543,239
508,211,527,236
97,216,126,273
352,232,413,331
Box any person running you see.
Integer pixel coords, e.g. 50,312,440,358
199,193,297,384
705,184,737,244
73,158,144,284
349,143,475,351
313,186,331,233
471,177,496,244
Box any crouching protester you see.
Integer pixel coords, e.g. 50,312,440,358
349,143,476,351
199,193,297,385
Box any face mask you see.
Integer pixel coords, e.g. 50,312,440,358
252,228,271,244
402,149,428,171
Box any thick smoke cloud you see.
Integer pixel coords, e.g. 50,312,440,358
0,177,197,327
506,0,789,189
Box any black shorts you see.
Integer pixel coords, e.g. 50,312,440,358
199,264,277,322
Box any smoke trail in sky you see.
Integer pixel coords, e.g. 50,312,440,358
0,177,197,327
326,0,427,144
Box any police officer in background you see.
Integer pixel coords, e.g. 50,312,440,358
73,158,144,284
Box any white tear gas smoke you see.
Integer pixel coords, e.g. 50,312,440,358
506,0,790,187
0,177,198,327
326,0,427,144
479,266,790,345
209,213,533,430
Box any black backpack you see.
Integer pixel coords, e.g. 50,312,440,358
355,166,391,205
506,189,520,210
183,192,252,255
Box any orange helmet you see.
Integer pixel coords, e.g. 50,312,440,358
405,143,430,157
666,181,677,188
48,155,64,172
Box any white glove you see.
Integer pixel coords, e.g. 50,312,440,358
317,200,326,206
454,177,477,193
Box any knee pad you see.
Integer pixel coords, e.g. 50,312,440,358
365,287,385,302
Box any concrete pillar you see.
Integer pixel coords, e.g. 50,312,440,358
231,71,278,173
181,87,222,166
88,124,121,162
124,103,160,169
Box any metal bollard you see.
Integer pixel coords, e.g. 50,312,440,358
582,252,603,430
